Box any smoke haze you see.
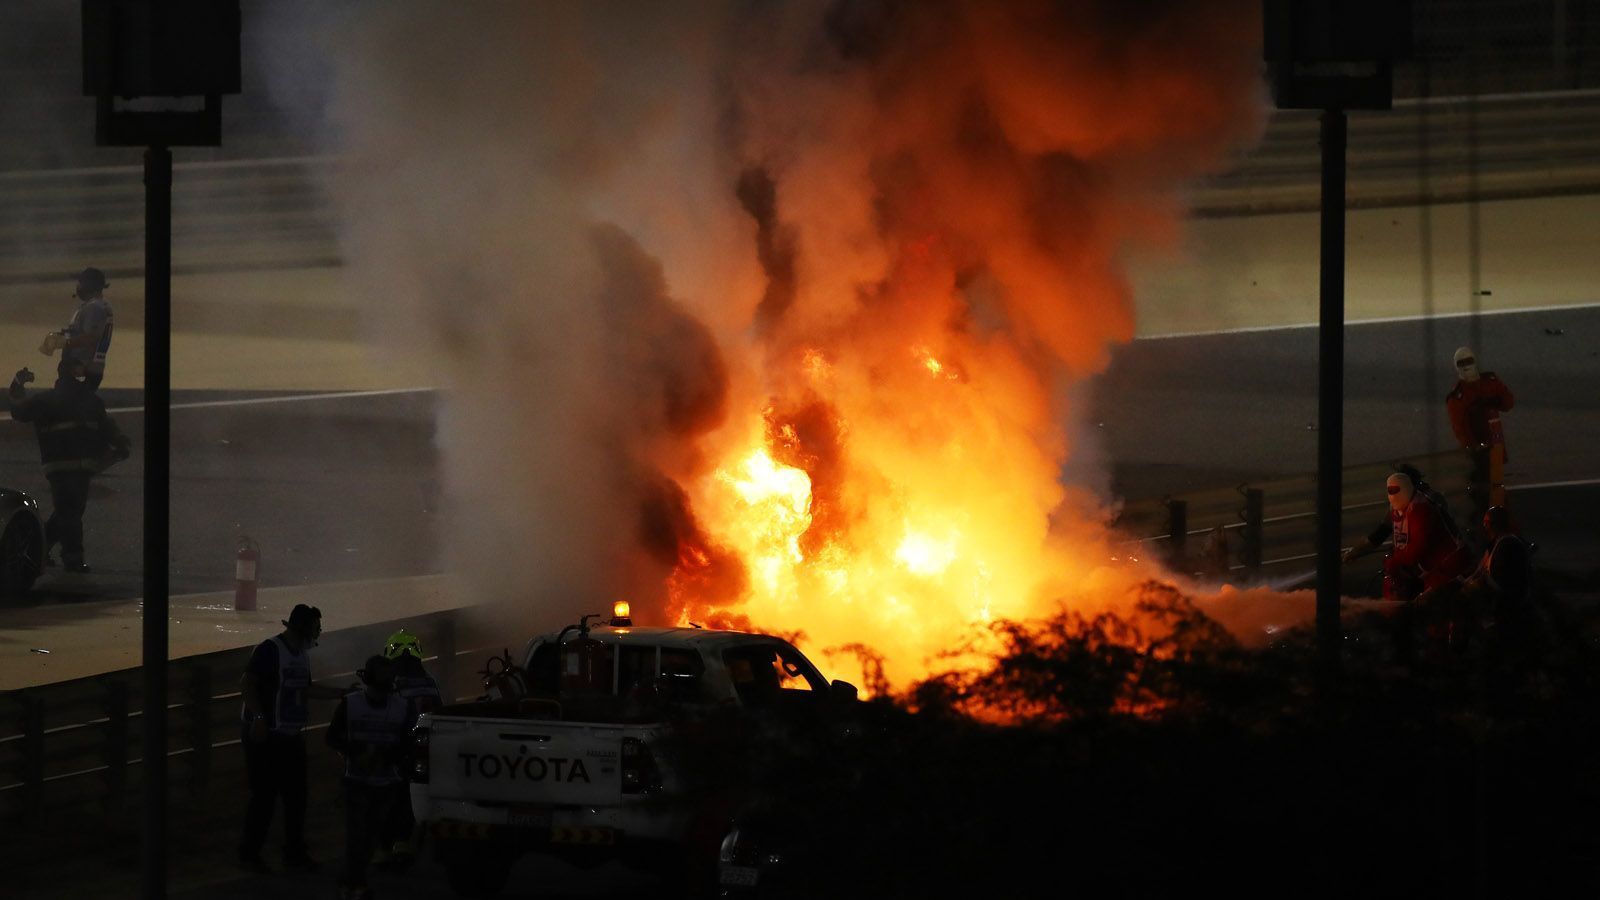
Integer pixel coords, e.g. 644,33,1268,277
325,1,1266,686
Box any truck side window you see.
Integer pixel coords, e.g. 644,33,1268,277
722,644,825,708
618,645,656,698
659,649,706,702
773,644,826,693
526,642,559,696
561,640,615,695
659,649,704,678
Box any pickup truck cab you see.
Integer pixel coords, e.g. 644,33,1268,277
411,611,855,897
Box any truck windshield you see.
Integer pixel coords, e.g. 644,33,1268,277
721,643,827,708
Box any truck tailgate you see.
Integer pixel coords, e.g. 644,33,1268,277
428,716,624,807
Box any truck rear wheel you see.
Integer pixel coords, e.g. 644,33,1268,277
0,514,41,599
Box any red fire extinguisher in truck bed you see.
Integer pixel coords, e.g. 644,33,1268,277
554,612,614,697
235,535,260,611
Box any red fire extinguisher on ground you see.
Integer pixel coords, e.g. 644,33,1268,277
235,536,260,611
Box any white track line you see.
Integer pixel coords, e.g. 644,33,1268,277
1391,86,1600,108
104,386,434,415
1507,477,1600,492
81,389,1600,501
1138,300,1600,341
0,154,336,182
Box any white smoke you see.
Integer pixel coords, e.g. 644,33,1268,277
322,1,1265,659
327,2,756,620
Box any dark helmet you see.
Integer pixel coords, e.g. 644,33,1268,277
1483,505,1513,536
282,603,322,634
358,654,395,690
75,267,108,294
1394,463,1427,489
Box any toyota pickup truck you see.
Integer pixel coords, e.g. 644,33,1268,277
411,606,857,897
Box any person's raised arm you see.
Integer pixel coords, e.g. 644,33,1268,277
240,671,270,742
9,369,36,419
325,698,350,755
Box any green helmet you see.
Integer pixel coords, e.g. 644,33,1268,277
383,629,423,660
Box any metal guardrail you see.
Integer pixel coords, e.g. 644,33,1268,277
0,606,501,823
1115,449,1468,578
0,448,1490,818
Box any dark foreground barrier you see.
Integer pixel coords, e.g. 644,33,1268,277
0,607,496,828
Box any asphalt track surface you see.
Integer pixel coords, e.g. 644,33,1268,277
0,303,1592,620
0,388,442,605
1095,304,1600,498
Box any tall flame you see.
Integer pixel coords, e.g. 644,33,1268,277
661,0,1265,690
328,1,1267,696
671,335,1124,688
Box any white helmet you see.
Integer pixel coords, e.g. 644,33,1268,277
1386,472,1414,512
1453,346,1480,382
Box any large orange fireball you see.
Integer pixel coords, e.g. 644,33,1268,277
653,1,1265,691
331,1,1266,695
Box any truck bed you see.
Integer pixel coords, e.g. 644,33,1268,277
434,695,673,726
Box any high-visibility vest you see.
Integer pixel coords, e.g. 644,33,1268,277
394,672,442,723
342,690,409,785
239,636,312,735
64,297,113,372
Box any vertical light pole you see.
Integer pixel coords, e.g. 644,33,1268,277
83,4,240,897
142,140,172,900
1264,1,1407,668
1315,108,1346,662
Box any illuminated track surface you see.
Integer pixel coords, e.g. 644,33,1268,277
0,301,1589,611
0,388,442,606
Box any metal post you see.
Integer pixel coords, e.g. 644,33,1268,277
105,679,129,810
1241,488,1265,573
1166,499,1189,570
1316,110,1346,665
1465,4,1484,358
433,617,457,704
20,693,43,820
188,666,212,795
142,142,172,900
1417,57,1438,459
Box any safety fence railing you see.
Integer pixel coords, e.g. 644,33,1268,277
1113,449,1468,581
0,606,507,826
0,449,1483,821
